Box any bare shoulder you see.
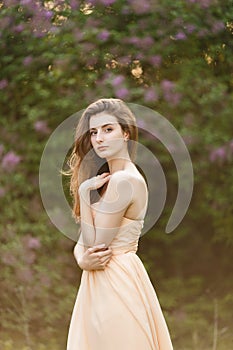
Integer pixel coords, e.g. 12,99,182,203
110,170,133,181
109,170,147,191
108,170,148,219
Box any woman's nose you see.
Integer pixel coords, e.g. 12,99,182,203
96,131,103,142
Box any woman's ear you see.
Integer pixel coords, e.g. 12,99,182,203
123,131,129,141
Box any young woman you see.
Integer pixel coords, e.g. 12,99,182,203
65,98,173,349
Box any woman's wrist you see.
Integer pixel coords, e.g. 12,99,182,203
78,255,91,271
77,259,84,270
77,256,86,270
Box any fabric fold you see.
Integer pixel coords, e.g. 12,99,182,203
67,218,173,350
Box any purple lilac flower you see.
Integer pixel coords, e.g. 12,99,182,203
14,24,24,33
50,26,60,35
30,6,52,37
174,32,187,40
136,37,154,49
161,80,175,92
27,237,41,250
34,120,50,134
100,0,116,5
4,0,18,6
141,36,154,47
148,55,162,67
44,10,53,19
144,87,158,102
111,75,125,87
0,79,8,90
185,24,196,33
161,80,181,106
126,36,154,49
209,146,226,163
163,92,181,106
33,30,46,38
97,30,110,41
1,151,21,172
70,0,79,10
20,0,32,5
169,92,182,106
212,21,225,34
135,52,144,60
115,87,129,99
118,56,131,65
23,56,33,66
127,36,141,46
129,0,151,14
197,28,209,37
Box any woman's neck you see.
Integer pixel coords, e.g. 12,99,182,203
107,157,133,174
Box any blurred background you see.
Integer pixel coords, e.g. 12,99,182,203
0,0,232,349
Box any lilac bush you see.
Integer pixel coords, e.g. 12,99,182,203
0,0,232,348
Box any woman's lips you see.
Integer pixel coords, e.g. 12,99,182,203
97,146,108,151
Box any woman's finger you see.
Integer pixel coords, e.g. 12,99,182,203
99,250,112,261
96,250,112,260
99,248,112,255
101,256,112,265
98,176,111,185
89,244,106,253
99,172,110,177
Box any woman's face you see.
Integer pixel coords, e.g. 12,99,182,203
89,113,129,159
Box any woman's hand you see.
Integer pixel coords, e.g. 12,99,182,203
78,172,111,193
76,244,113,271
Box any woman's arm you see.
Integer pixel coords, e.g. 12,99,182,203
78,172,111,247
73,242,112,271
79,171,136,247
78,185,96,247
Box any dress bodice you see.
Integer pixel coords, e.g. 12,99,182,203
91,202,144,255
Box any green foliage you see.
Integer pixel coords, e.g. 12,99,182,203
0,0,232,348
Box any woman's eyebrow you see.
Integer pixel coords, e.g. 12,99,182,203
89,123,115,131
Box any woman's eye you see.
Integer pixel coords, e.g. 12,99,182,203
90,128,112,136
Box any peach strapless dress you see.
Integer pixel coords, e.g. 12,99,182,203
66,213,173,350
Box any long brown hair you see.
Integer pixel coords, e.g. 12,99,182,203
62,98,138,222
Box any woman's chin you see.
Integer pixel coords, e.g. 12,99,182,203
96,150,111,158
